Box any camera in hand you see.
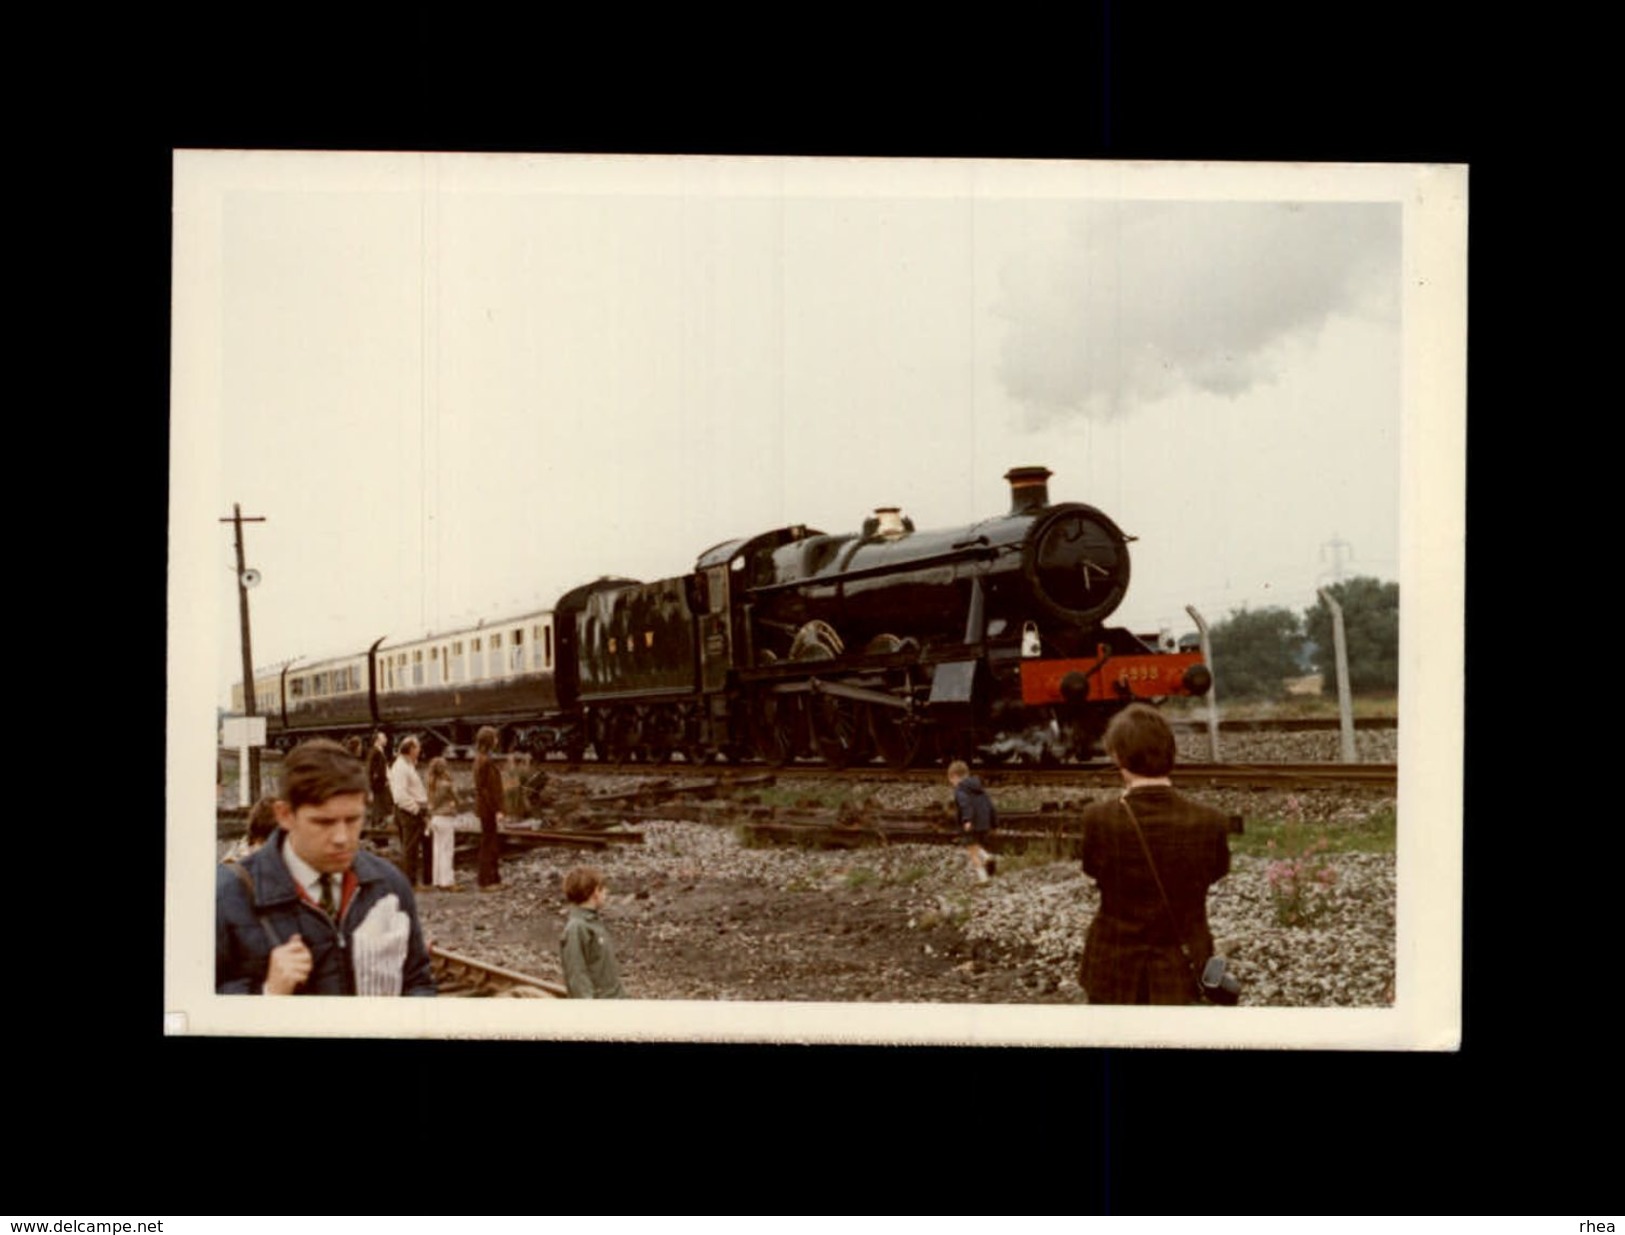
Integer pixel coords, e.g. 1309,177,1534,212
1200,955,1242,1005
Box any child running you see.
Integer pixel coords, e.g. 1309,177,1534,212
947,759,998,881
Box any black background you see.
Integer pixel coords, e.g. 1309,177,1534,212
32,5,1552,1218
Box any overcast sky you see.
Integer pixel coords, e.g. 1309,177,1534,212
170,155,1454,709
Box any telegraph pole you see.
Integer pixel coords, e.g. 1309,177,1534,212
1185,604,1222,762
1319,533,1354,585
221,504,266,801
1318,586,1358,763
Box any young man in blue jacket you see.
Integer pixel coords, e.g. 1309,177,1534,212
216,739,437,996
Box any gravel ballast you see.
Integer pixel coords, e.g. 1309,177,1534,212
414,772,1396,1007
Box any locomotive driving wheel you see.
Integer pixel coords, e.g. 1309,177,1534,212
751,688,804,767
869,705,929,770
784,622,867,769
811,690,870,769
860,638,929,769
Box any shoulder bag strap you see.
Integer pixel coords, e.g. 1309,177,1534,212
1120,794,1203,995
228,860,283,950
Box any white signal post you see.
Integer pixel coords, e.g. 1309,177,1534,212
1318,587,1358,762
221,716,268,807
1184,604,1221,762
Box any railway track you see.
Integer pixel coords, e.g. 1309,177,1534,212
518,760,1398,792
429,945,566,997
216,759,1393,837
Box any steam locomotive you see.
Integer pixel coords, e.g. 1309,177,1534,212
231,466,1211,767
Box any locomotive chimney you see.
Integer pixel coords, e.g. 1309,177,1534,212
1004,466,1053,515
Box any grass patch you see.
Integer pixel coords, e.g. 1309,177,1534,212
1161,692,1398,721
889,864,930,886
843,866,878,889
994,835,1078,873
976,789,1053,813
942,891,974,926
732,822,772,849
744,786,854,810
1229,805,1396,858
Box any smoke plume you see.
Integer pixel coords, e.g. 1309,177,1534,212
994,201,1400,426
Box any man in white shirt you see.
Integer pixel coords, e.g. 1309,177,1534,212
388,735,430,887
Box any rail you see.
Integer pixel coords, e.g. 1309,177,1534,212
429,945,567,998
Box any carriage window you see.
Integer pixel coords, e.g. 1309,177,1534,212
450,640,464,684
511,628,525,672
413,649,424,686
544,625,552,669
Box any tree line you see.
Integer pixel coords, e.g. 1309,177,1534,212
1201,576,1398,699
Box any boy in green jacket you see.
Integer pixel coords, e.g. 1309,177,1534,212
560,866,626,998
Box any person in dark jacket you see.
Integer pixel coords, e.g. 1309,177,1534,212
947,759,997,881
216,739,436,996
1076,704,1231,1005
473,725,505,889
366,731,393,834
559,866,625,998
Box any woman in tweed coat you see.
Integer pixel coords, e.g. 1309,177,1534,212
1077,704,1233,1004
